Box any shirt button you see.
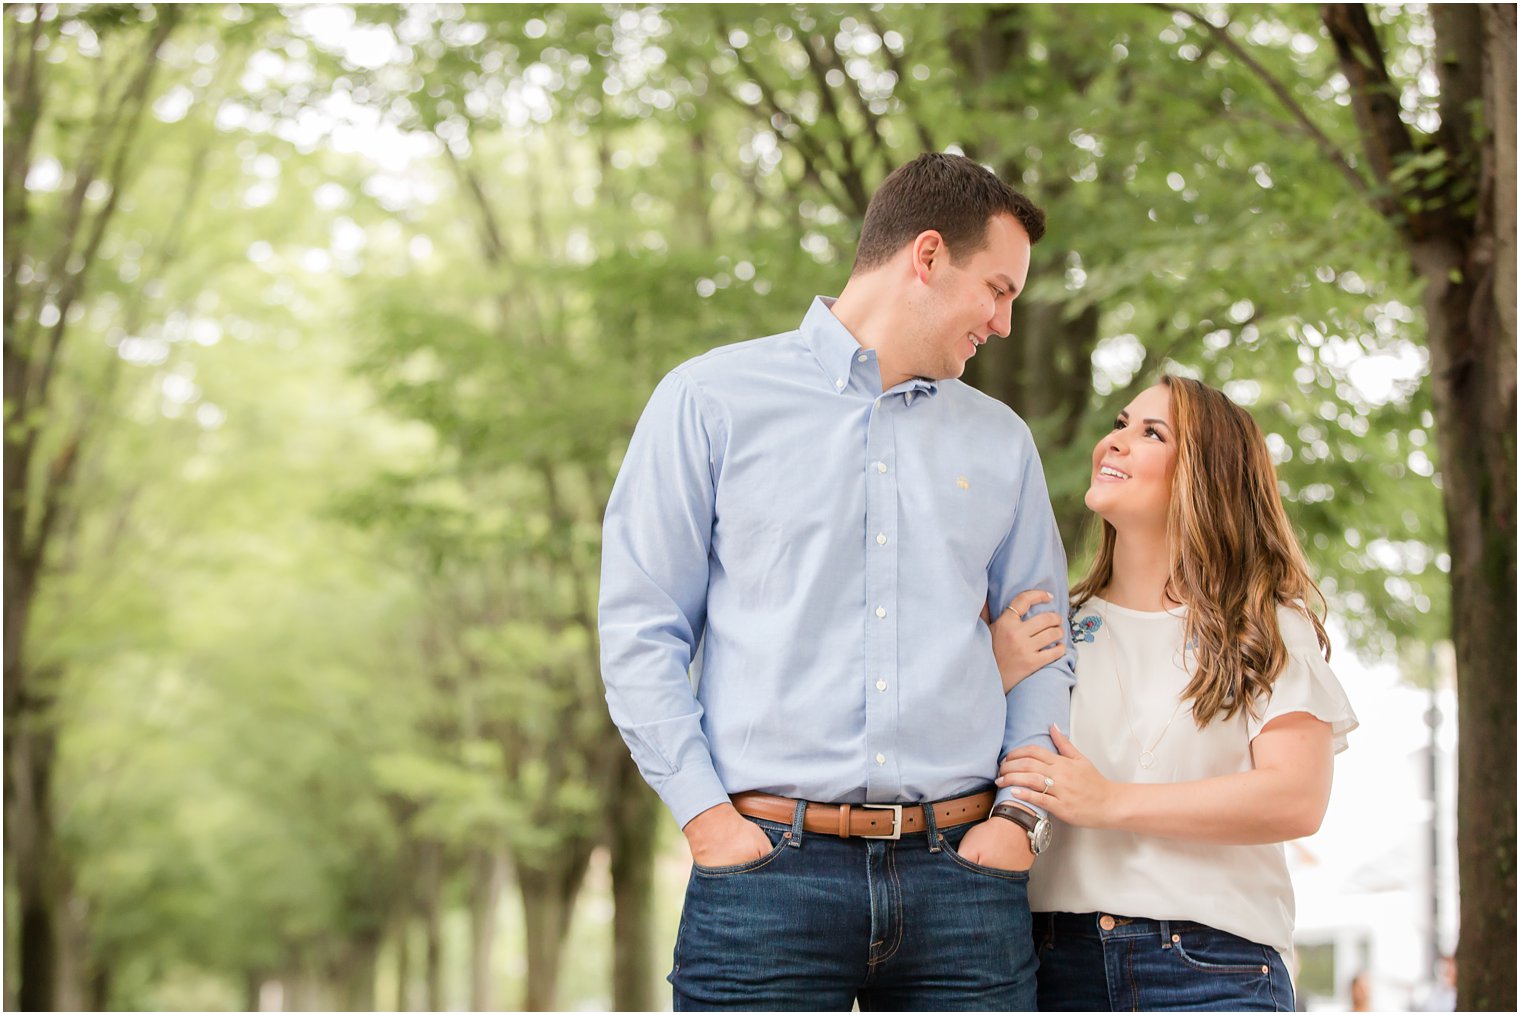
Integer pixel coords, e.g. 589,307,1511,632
857,353,868,362
876,680,886,691
875,753,886,765
875,532,887,545
875,461,887,473
905,393,914,405
835,378,845,389
875,606,886,619
1099,915,1116,931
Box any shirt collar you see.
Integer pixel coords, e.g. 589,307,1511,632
801,296,865,395
800,296,939,399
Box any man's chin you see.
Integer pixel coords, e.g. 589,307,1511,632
910,358,964,382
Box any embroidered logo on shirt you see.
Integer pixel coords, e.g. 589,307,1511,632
1071,612,1103,643
956,476,970,490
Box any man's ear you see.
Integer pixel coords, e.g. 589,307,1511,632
909,230,945,285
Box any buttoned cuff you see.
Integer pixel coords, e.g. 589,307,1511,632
994,784,1048,820
658,762,734,830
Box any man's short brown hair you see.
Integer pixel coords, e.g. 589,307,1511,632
851,153,1045,274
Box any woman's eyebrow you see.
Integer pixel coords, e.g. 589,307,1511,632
1117,410,1173,432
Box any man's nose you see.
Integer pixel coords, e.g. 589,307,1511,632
991,302,1013,341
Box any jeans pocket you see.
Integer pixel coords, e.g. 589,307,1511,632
938,834,1032,881
1033,920,1053,959
1171,927,1273,975
691,824,791,877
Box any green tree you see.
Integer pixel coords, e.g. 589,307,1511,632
1162,6,1514,1002
5,7,185,1006
8,5,1509,1010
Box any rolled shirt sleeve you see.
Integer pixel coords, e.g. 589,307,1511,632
598,370,732,828
985,426,1076,814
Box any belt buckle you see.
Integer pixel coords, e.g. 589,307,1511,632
860,803,903,840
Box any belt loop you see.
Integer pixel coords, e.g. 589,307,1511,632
838,803,851,839
788,798,806,848
1160,919,1172,948
923,797,942,853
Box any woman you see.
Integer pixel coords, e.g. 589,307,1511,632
990,376,1357,1012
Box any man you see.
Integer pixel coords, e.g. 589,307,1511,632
599,153,1074,1010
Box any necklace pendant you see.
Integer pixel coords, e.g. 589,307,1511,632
1139,751,1156,769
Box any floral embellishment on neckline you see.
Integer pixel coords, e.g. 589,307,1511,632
1070,612,1103,644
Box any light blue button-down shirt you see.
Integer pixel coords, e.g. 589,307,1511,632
599,297,1075,829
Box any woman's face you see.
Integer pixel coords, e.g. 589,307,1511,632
1085,383,1178,531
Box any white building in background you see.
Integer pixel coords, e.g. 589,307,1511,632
1289,633,1457,1012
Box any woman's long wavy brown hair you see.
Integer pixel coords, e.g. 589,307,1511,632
1070,375,1331,727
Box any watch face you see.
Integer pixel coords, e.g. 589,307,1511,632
1032,819,1053,854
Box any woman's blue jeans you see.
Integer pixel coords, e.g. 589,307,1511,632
1032,911,1295,1012
670,802,1037,1011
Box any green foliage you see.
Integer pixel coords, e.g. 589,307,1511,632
7,2,1475,1008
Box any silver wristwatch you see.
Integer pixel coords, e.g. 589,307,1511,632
992,801,1052,855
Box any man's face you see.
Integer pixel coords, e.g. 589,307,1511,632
909,213,1032,381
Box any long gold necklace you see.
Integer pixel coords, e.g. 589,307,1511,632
1100,601,1188,770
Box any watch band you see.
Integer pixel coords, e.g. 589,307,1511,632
991,801,1038,833
991,800,1050,855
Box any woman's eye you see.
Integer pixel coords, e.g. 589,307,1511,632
1145,426,1164,441
1112,417,1126,431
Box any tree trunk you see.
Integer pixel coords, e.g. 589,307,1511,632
1421,235,1517,1011
949,7,1107,546
278,970,304,1011
10,720,59,1012
418,841,444,1012
240,970,261,1013
338,932,381,1012
86,957,111,1012
965,298,1103,543
1449,8,1517,1009
2,11,178,1009
289,965,329,1012
519,879,568,1012
53,877,89,1012
392,907,413,1011
1319,8,1515,1003
468,848,504,1011
609,761,661,1012
516,844,594,1012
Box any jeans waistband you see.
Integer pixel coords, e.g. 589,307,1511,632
1038,911,1215,943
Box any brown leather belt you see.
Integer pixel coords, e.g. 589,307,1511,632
731,790,995,840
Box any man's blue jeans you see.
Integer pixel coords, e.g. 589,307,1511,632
670,801,1037,1011
1032,911,1295,1011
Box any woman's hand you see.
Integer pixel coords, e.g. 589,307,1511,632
989,589,1065,694
996,724,1123,829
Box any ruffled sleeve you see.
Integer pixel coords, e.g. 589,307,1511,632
1246,606,1359,753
